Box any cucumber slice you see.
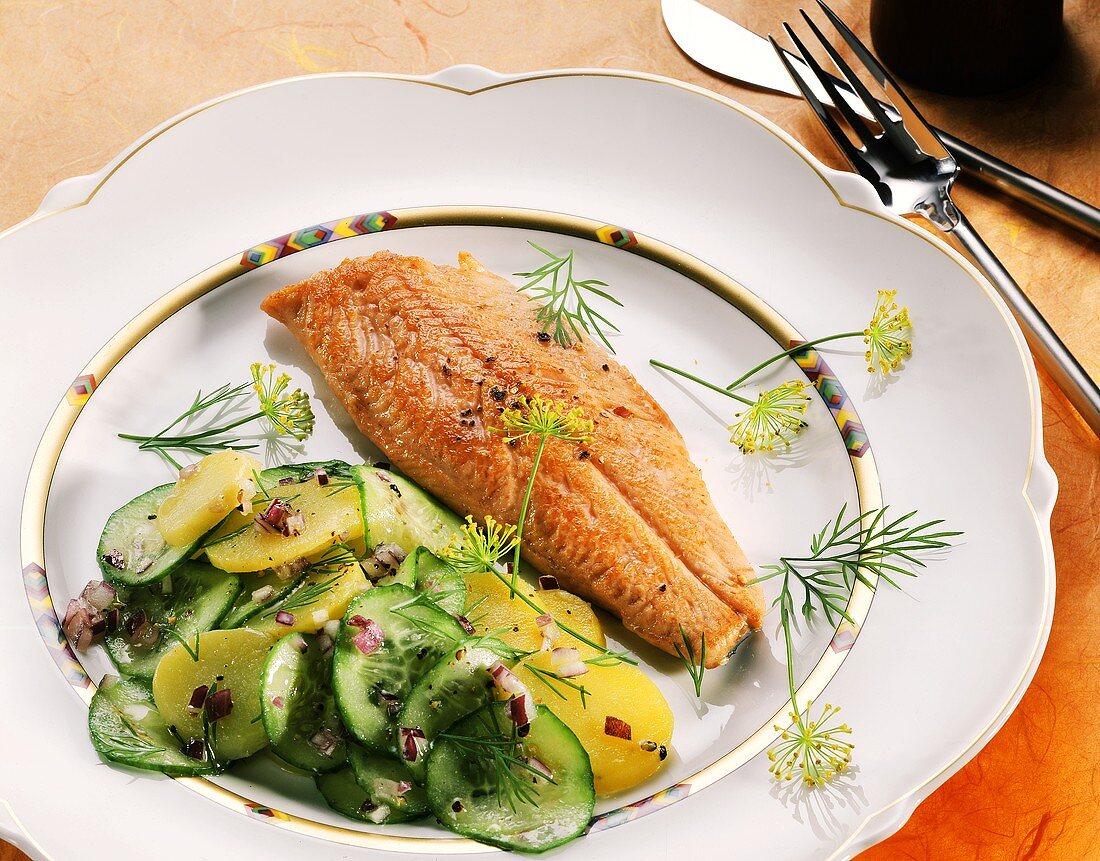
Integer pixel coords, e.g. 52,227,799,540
257,460,355,489
222,569,306,628
332,585,466,751
352,466,463,555
397,643,504,782
349,747,430,822
88,675,220,775
388,553,419,589
261,633,347,772
427,702,595,853
315,767,379,822
97,484,207,587
316,755,428,824
104,561,239,680
407,547,466,616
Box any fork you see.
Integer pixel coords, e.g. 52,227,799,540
771,2,1100,437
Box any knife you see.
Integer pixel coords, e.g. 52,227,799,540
662,0,1100,241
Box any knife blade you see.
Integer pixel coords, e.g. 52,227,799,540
662,0,1100,240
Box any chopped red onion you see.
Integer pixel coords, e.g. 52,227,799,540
551,647,580,667
253,499,304,537
294,636,309,653
271,696,285,710
536,614,561,650
373,544,407,570
489,662,527,697
400,727,427,762
537,575,559,591
309,728,340,756
284,511,305,537
509,693,537,728
182,738,206,760
278,476,297,486
105,608,120,633
275,610,296,627
604,715,632,740
526,756,553,781
323,619,342,639
367,805,391,824
373,777,413,798
316,633,334,654
347,614,369,629
557,659,588,678
314,468,330,486
456,615,475,635
187,685,209,714
81,580,117,612
251,585,276,603
352,619,384,655
205,688,234,722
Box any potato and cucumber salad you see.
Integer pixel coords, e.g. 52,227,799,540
70,452,673,853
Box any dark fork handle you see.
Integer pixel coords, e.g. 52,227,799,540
950,213,1100,435
942,132,1100,240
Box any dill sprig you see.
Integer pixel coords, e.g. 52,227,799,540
118,364,315,468
764,504,959,785
523,663,591,709
493,396,593,596
755,505,961,625
440,706,554,812
442,516,518,576
515,242,623,352
261,572,343,619
90,719,166,761
674,625,706,698
390,590,468,641
162,625,201,662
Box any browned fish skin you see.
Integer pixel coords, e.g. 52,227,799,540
261,251,763,666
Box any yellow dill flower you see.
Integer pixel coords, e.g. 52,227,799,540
864,290,912,375
497,394,594,444
767,701,854,786
727,381,810,454
251,363,315,441
440,515,518,575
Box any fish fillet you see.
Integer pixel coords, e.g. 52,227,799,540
261,251,763,666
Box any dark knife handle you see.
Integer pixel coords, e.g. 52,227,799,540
937,129,1100,240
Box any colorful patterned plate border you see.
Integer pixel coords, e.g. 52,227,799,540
19,205,881,852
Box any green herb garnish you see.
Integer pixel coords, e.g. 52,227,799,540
674,625,706,698
118,363,315,468
516,242,623,351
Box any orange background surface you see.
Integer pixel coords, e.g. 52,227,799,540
1,1,1097,859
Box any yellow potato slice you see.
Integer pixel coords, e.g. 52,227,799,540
156,451,263,547
205,479,363,573
515,652,673,796
152,628,274,761
245,563,369,637
463,571,605,654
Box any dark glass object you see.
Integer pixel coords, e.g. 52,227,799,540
869,0,1064,95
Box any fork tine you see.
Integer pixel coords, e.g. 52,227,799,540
768,31,875,184
795,11,900,149
815,1,937,158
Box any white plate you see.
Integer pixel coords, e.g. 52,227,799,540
0,68,1055,861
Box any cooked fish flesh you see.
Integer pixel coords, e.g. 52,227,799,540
261,251,763,666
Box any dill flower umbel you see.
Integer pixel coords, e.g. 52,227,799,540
498,394,594,444
864,290,912,375
251,362,315,440
440,515,519,575
767,701,854,786
727,381,811,454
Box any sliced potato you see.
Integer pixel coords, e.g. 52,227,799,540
156,451,263,547
463,571,605,655
245,563,369,638
152,628,274,761
205,478,363,573
515,652,673,796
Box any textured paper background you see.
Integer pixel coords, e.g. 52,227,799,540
1,1,1097,858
